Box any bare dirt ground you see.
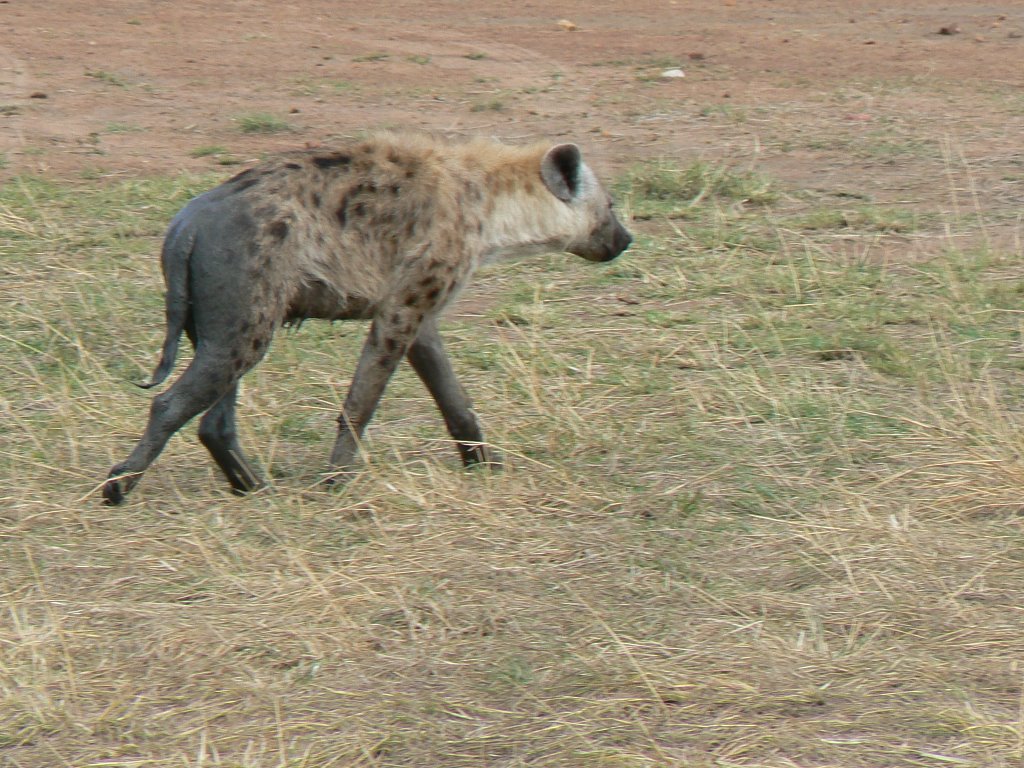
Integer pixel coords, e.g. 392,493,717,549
2,1,1022,210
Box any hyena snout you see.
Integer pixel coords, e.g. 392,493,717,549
571,212,633,263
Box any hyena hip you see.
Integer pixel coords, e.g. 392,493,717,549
102,133,631,504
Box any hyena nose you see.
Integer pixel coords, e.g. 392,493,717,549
611,222,633,259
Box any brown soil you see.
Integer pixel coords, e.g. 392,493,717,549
2,0,1022,216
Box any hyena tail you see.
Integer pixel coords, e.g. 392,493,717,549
137,219,196,390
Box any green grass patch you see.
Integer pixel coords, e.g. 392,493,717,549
189,145,229,158
470,98,507,113
352,52,390,62
617,158,777,217
85,69,129,87
236,112,292,134
104,122,145,134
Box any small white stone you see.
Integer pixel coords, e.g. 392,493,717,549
661,68,685,79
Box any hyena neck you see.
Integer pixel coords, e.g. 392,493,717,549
472,146,581,262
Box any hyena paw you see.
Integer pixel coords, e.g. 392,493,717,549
461,443,503,471
102,465,137,506
102,476,126,506
320,467,357,489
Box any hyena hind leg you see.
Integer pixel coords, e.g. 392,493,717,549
197,383,265,495
102,355,240,504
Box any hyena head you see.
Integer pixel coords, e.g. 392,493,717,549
540,144,633,262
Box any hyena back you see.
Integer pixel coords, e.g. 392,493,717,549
102,133,632,504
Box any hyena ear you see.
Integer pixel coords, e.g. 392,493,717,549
540,143,583,202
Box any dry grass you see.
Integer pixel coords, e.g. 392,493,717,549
3,127,1024,768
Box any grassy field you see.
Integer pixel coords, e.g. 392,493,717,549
2,142,1024,767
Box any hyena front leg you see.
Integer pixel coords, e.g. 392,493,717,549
407,318,501,469
325,306,425,484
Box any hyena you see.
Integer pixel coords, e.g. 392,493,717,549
102,132,632,504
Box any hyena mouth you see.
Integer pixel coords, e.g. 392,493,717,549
607,224,633,260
